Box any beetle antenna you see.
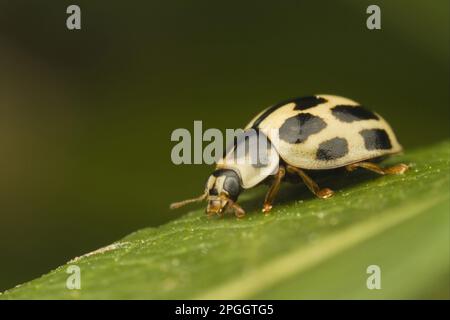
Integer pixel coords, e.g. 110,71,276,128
170,193,207,210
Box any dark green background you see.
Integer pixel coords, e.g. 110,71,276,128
0,0,448,291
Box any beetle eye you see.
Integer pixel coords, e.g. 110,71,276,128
209,188,219,196
223,176,240,201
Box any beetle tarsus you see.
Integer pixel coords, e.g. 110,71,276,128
317,188,334,199
384,163,409,174
262,203,273,214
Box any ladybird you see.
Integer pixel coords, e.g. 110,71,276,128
170,94,408,217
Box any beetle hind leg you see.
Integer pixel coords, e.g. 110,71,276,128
286,165,334,199
346,162,409,175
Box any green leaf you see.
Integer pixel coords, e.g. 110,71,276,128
2,141,449,299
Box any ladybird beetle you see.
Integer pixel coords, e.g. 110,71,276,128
170,94,408,217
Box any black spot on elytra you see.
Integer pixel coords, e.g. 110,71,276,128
331,105,379,122
316,137,349,160
360,129,392,150
292,96,328,111
279,113,327,144
251,96,327,128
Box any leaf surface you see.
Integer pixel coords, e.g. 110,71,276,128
2,141,449,299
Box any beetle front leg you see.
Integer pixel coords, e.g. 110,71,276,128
262,166,286,213
227,200,246,218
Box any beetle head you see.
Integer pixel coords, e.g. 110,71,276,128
205,169,242,215
170,169,244,217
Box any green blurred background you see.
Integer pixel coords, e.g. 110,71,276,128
0,0,448,292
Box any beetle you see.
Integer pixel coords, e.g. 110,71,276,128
170,94,408,217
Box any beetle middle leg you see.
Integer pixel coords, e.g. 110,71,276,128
262,166,286,213
286,165,334,199
346,162,409,175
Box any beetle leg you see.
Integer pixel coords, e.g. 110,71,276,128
206,209,222,218
286,165,334,199
262,166,286,213
346,162,409,175
227,200,246,218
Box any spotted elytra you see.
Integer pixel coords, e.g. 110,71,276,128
170,94,409,218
